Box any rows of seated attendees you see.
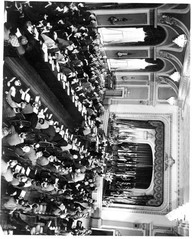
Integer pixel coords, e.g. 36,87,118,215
2,1,111,235
4,1,107,127
2,74,109,235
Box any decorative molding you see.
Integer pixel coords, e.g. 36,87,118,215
157,24,179,48
159,14,177,26
114,72,151,77
158,14,189,38
157,4,179,11
158,51,182,73
158,43,184,53
157,58,176,75
167,54,182,70
158,50,174,59
177,108,182,207
90,8,150,15
157,75,179,94
157,4,190,15
164,153,175,171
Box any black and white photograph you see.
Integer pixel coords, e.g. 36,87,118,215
1,1,190,236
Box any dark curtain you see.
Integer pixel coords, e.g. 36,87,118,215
114,143,153,189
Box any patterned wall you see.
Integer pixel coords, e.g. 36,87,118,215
147,121,164,206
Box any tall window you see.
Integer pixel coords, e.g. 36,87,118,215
99,27,146,44
108,59,155,70
98,26,166,46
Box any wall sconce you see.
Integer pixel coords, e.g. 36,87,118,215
166,97,178,105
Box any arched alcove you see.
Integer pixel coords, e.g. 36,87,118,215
108,58,164,72
99,26,166,46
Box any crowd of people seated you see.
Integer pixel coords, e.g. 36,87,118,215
4,1,108,139
2,1,112,235
1,72,110,235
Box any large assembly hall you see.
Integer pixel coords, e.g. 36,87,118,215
1,1,190,236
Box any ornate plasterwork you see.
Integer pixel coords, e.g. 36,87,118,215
177,108,182,207
164,153,175,171
158,50,174,60
158,51,182,73
159,51,182,69
103,112,176,215
157,4,190,15
157,75,179,95
158,14,190,38
159,15,177,26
